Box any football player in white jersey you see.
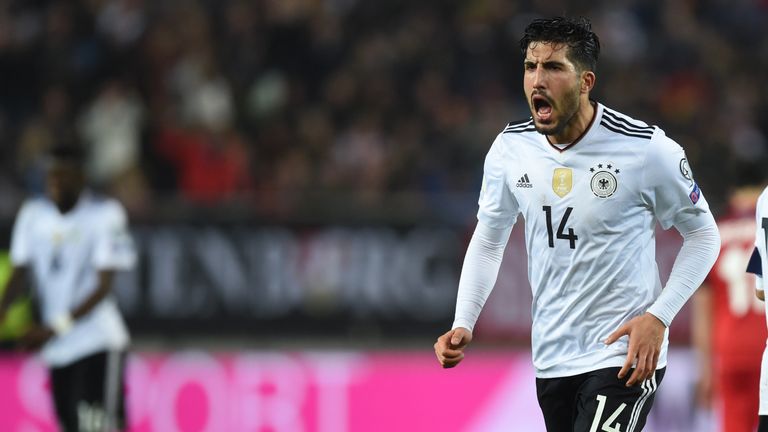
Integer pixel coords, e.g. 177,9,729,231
433,17,721,431
0,146,136,432
747,187,768,432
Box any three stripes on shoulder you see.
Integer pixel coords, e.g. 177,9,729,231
503,119,535,134
600,109,655,139
502,110,655,139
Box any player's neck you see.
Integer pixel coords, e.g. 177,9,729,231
547,99,595,145
54,191,84,215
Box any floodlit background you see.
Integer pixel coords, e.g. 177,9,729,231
0,0,766,431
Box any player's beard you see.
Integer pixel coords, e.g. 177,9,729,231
532,83,581,138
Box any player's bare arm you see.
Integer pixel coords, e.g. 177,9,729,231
691,284,714,407
0,266,28,322
434,327,473,368
72,270,116,320
758,289,765,301
20,325,54,351
0,266,40,352
12,265,52,351
605,312,666,386
24,270,119,351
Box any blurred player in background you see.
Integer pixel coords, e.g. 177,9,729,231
747,185,768,432
693,185,766,432
434,16,720,431
0,146,136,432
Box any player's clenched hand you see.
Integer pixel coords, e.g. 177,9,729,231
434,327,473,368
604,312,666,387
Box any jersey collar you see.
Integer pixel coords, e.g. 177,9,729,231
544,100,602,153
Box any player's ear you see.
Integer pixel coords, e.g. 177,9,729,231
581,70,595,94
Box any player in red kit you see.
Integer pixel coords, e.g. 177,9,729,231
693,186,767,432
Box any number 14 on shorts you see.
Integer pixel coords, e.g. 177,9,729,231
590,394,626,432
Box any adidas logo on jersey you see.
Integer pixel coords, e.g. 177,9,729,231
516,174,533,188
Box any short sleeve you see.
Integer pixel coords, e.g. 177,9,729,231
9,201,36,265
93,201,136,270
477,134,519,229
641,132,711,230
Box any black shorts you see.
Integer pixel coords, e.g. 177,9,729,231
759,415,768,432
536,366,665,432
50,350,127,432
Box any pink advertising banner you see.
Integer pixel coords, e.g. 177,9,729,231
0,350,710,432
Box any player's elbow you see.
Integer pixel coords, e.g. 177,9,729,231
757,289,765,302
698,223,721,259
699,221,721,250
711,225,722,250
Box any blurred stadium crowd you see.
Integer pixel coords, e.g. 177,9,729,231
0,0,766,223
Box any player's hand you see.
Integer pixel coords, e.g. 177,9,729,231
434,327,473,368
604,312,665,387
19,325,54,351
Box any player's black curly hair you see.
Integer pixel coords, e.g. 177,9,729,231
519,17,600,72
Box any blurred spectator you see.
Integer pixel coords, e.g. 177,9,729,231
155,125,252,204
78,80,144,189
170,48,235,133
96,0,146,48
17,86,76,194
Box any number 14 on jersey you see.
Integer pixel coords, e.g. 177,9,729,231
543,205,578,249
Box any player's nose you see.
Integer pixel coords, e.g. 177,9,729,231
532,65,546,89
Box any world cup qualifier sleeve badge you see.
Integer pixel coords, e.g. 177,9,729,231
589,162,620,198
679,157,701,205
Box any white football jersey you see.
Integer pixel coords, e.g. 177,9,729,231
10,192,136,367
754,189,768,279
754,188,768,305
753,187,768,415
479,103,711,377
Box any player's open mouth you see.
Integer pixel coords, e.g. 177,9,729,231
532,95,553,122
